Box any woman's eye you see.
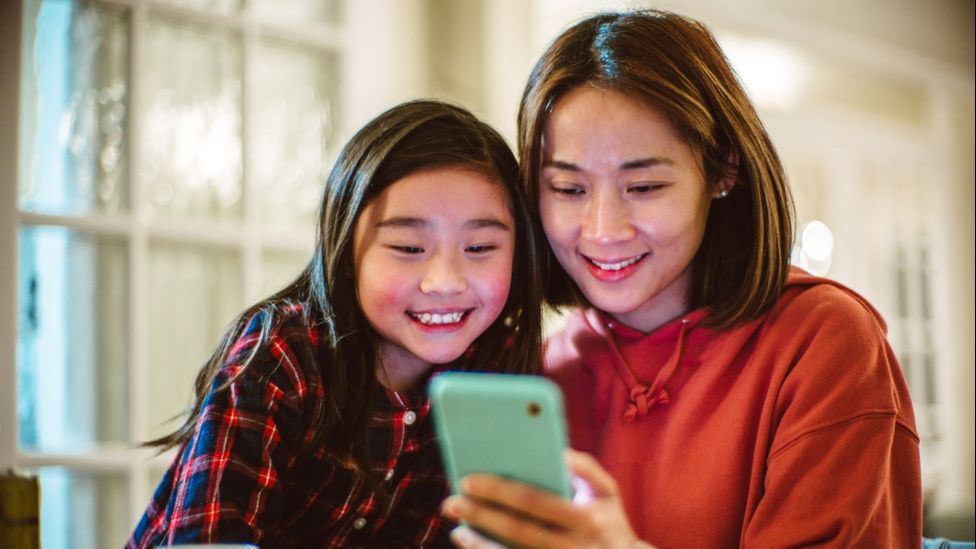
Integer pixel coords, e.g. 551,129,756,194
465,244,497,254
548,183,584,196
628,182,663,194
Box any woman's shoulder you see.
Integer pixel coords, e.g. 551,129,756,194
770,268,889,337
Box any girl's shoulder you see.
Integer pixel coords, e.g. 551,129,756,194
222,300,328,390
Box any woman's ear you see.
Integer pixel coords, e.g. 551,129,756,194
713,151,738,198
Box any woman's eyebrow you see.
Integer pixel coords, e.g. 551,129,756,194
543,157,675,171
619,157,675,170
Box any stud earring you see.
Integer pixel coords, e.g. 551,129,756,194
718,189,729,198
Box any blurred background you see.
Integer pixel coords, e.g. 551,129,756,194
0,0,972,546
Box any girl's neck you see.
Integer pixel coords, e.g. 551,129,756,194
375,343,434,393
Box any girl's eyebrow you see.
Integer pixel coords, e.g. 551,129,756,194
375,216,425,229
375,216,511,231
466,218,511,231
543,157,675,171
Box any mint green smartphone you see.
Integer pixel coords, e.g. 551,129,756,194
429,372,571,498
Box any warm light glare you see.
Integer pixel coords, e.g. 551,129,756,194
798,220,834,276
720,35,807,110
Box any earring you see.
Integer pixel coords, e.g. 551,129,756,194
718,189,729,198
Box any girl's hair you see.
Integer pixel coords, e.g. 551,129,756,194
149,100,544,473
518,9,795,329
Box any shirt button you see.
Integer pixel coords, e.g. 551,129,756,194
384,469,395,481
352,517,367,530
403,410,417,425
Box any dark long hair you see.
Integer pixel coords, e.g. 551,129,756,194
519,10,794,329
148,100,544,473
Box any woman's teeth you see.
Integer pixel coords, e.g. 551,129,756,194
591,255,644,271
412,312,464,325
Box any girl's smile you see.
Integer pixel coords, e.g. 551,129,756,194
407,308,471,330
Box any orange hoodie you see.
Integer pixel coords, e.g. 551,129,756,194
545,269,922,548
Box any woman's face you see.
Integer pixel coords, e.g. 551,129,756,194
539,86,721,333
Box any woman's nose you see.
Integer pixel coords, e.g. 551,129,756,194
580,190,636,244
419,253,468,295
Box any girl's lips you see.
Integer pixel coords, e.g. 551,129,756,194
581,252,649,282
406,309,473,332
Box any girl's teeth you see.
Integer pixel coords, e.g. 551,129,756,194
414,312,463,325
592,255,642,271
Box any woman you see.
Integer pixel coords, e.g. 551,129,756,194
443,10,922,548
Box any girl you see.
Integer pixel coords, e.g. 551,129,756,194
443,10,922,548
126,100,544,547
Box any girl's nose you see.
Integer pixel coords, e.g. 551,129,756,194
580,190,636,244
420,253,468,295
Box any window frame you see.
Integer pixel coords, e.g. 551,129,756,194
1,0,352,536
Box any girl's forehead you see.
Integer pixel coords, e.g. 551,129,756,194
367,167,513,218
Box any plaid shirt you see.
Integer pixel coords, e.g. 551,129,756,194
126,303,455,548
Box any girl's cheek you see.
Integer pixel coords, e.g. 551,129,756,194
485,268,514,308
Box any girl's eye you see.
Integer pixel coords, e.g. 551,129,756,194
390,245,424,254
465,244,497,254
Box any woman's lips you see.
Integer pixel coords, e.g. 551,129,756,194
581,252,648,282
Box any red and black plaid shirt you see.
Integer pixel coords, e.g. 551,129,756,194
126,303,455,548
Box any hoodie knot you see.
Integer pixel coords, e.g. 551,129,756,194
624,385,671,422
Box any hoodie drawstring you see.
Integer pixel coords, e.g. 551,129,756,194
611,319,690,423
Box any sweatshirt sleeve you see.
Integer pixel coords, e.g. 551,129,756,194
742,284,922,548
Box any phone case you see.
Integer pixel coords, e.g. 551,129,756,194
429,372,571,498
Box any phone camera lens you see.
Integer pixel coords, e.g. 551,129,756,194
527,402,541,416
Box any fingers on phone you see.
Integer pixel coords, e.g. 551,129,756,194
565,449,620,498
458,473,585,532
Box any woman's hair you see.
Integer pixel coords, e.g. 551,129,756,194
149,100,544,473
518,9,794,329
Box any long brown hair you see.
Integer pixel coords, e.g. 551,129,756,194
148,100,544,472
518,9,794,329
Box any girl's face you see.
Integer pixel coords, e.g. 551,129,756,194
353,166,515,383
540,86,722,333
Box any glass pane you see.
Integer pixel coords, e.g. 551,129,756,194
19,0,129,215
252,38,338,230
260,249,308,298
17,226,128,451
146,464,170,502
249,0,342,25
30,468,128,549
151,0,242,15
147,242,242,437
141,13,243,222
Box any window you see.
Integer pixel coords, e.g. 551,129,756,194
5,0,342,544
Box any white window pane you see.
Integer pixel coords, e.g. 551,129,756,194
260,250,308,298
32,467,128,549
17,226,128,451
141,13,243,222
252,38,338,230
147,242,242,438
152,0,242,15
249,0,342,25
19,0,129,215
